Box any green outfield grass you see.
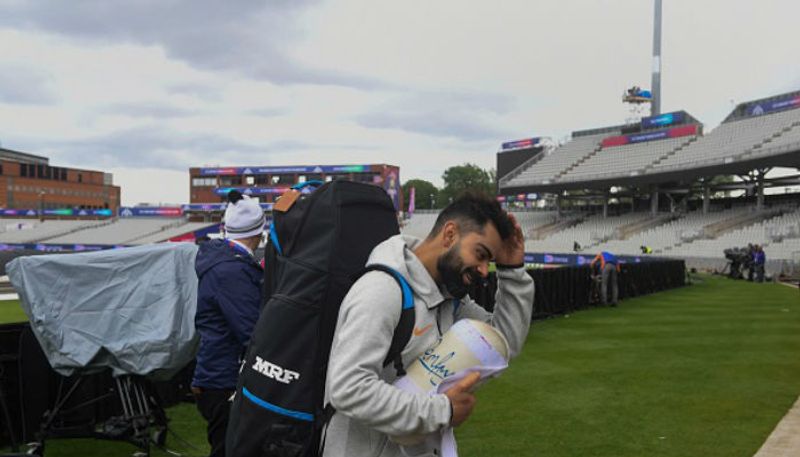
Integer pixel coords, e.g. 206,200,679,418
0,299,27,324
0,300,211,456
3,276,799,456
10,403,210,457
457,275,800,457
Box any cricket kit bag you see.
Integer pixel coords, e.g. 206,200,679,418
226,180,415,457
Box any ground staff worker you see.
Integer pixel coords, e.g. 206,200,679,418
591,251,620,306
324,193,534,457
754,245,766,283
193,191,264,457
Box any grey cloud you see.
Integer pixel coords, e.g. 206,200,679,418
358,111,512,142
0,0,387,89
35,126,304,170
405,91,517,115
246,107,290,118
100,102,197,118
26,126,364,171
355,90,518,141
0,65,57,104
166,82,223,101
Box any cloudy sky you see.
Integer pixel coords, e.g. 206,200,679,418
1,0,798,205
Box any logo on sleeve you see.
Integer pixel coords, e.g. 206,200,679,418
413,324,434,337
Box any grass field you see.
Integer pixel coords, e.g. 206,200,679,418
24,403,210,457
0,299,27,324
2,275,799,456
1,300,211,457
458,275,800,457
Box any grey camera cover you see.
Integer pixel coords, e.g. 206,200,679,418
7,243,199,379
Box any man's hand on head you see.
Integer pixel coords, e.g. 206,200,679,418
494,212,525,267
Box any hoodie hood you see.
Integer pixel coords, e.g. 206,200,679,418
366,234,447,309
195,239,258,278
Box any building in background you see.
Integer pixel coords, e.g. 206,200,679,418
0,147,121,215
189,163,402,212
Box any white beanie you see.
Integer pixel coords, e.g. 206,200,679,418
223,191,266,240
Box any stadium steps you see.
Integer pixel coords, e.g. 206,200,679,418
701,208,783,239
738,120,800,160
34,219,116,243
642,135,699,173
669,209,785,256
552,145,603,181
581,214,670,251
498,148,549,187
123,219,189,244
658,236,702,254
583,236,612,252
657,243,681,254
657,209,783,254
531,215,585,240
614,213,681,240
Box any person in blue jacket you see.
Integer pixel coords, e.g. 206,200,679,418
193,190,265,457
591,251,620,306
753,245,766,283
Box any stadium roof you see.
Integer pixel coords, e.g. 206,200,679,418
500,90,800,194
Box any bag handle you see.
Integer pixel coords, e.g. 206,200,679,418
291,180,324,191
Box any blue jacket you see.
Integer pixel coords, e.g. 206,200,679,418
193,239,263,390
600,251,618,265
754,251,766,266
591,251,618,269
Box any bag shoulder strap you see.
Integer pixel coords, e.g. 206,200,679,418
268,223,283,256
360,264,415,377
320,263,416,450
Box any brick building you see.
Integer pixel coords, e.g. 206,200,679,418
0,147,121,213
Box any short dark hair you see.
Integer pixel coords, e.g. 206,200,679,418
428,192,513,240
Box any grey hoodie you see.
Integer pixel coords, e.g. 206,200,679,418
323,234,534,457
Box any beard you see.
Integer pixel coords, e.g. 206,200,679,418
436,243,481,299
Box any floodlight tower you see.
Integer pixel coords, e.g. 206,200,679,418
651,0,662,116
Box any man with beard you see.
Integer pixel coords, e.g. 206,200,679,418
323,193,534,457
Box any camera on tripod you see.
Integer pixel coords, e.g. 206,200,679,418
723,246,753,279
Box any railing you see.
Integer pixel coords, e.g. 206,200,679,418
498,146,553,186
701,208,781,239
123,218,190,244
642,135,700,173
553,143,603,181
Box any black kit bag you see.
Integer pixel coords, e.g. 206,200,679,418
227,180,416,457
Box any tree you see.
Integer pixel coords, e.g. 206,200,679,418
438,163,495,206
402,179,439,210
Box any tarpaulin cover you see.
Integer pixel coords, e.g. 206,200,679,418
7,243,200,379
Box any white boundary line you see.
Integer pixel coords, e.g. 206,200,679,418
753,396,800,456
